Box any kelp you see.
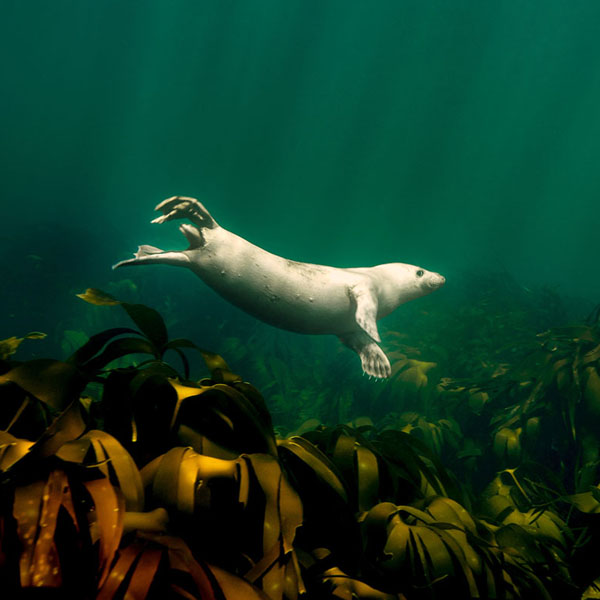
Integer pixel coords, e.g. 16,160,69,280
0,289,598,598
0,331,46,362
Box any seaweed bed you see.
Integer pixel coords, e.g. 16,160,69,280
2,278,600,599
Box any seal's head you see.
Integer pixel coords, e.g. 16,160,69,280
400,263,445,298
372,263,445,314
415,265,446,294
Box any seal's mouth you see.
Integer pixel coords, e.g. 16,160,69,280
428,273,446,289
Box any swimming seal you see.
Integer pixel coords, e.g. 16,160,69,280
114,197,445,378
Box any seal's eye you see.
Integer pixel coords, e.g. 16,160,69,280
416,269,424,278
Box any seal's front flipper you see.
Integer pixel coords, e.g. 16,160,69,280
349,283,381,342
113,245,190,269
152,196,218,229
340,331,391,378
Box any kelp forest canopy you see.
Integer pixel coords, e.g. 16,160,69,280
1,276,600,599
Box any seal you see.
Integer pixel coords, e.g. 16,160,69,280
114,197,445,378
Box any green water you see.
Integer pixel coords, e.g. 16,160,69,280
4,6,600,595
1,0,599,356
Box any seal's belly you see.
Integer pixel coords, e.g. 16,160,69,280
192,241,360,335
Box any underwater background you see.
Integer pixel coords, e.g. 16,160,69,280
2,0,599,346
3,3,600,597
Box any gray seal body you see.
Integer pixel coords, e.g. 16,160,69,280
114,197,445,378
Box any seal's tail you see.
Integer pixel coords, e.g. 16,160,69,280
112,245,189,269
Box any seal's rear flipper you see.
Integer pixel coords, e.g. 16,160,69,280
339,331,391,379
152,196,218,229
113,245,190,269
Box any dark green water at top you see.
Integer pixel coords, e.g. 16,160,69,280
1,0,599,368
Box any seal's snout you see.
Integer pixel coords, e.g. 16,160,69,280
429,273,446,289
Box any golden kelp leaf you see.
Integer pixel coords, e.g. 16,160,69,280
28,471,67,587
584,367,600,419
167,378,207,430
277,436,348,503
395,364,429,391
120,547,163,599
482,473,515,500
376,504,488,596
99,538,216,600
209,563,272,599
14,477,59,587
287,418,321,437
28,398,87,461
177,424,240,460
379,515,411,572
493,428,521,466
212,383,277,456
57,430,144,512
0,359,84,411
119,303,168,350
434,526,482,593
12,470,83,590
376,429,454,500
582,584,600,599
479,472,528,521
25,332,47,340
583,340,600,364
481,494,515,521
360,501,398,528
553,358,572,391
500,509,566,546
397,358,436,380
145,449,303,598
330,429,380,510
356,445,379,512
425,497,477,536
400,416,448,456
174,342,233,376
84,478,125,588
347,416,375,430
413,524,456,580
161,534,221,598
0,336,22,360
468,389,489,414
97,543,145,600
241,454,304,600
76,288,121,306
244,453,303,555
146,447,237,516
495,523,545,564
435,519,482,574
150,447,194,514
282,550,305,599
54,436,93,465
173,381,277,457
321,564,403,599
568,491,600,514
389,355,409,375
0,332,47,360
406,416,439,437
333,430,359,476
0,431,33,471
525,416,540,441
382,511,456,583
